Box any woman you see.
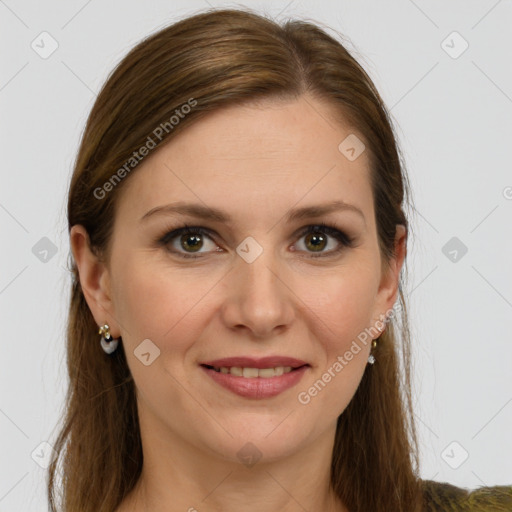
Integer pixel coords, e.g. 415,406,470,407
47,7,511,512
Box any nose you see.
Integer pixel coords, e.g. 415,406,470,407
219,246,295,339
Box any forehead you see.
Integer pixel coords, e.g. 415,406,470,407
116,95,374,228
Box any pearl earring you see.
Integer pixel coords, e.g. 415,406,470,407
98,324,119,354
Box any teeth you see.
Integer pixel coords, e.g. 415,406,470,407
212,366,294,377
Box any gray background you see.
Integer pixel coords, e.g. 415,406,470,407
1,0,511,510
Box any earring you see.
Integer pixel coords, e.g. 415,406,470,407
367,339,378,365
98,324,119,354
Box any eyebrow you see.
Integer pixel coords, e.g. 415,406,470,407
140,200,366,225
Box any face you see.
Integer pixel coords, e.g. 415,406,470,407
73,94,405,463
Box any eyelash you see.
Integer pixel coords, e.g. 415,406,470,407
157,222,355,259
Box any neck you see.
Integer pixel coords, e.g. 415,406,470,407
118,417,347,512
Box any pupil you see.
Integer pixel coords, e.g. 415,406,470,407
182,234,202,252
307,233,326,251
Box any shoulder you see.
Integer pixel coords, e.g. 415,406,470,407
421,479,512,511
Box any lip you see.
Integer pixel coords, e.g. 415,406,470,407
199,356,309,369
200,364,309,399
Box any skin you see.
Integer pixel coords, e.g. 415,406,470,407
71,94,406,512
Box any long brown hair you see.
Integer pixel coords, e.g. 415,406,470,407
49,7,422,511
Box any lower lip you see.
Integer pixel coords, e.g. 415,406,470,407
200,365,309,399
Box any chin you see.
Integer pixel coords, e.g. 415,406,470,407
199,420,311,465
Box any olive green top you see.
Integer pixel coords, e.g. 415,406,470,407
422,480,512,511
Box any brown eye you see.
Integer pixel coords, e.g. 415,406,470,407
180,233,203,252
159,226,219,259
158,222,354,260
304,232,327,252
295,223,354,258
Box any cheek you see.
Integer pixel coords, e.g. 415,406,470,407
112,253,218,346
301,263,379,347
113,250,379,351
290,269,377,421
295,268,377,413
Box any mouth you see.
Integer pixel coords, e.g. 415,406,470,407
199,362,310,399
200,363,309,378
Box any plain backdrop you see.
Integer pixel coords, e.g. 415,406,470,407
1,1,511,510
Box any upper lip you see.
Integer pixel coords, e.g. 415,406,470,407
200,356,309,369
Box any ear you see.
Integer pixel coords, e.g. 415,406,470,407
371,224,407,334
69,225,120,338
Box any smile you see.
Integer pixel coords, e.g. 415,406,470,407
200,364,309,399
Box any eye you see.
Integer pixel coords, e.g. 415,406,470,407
157,222,355,259
158,224,219,259
293,222,355,258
